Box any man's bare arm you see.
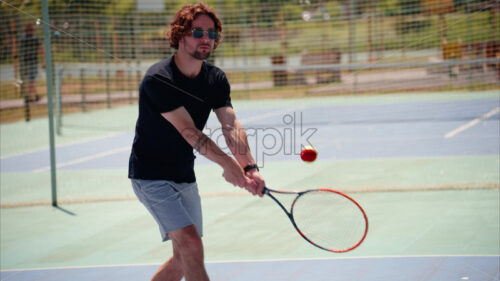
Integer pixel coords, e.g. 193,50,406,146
214,106,255,168
161,106,253,189
162,107,229,165
214,106,265,195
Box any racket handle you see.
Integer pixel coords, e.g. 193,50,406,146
262,187,269,195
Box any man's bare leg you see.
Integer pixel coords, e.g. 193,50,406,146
28,80,39,101
151,244,183,281
169,225,209,281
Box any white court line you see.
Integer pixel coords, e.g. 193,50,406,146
238,106,306,124
32,146,131,173
444,107,500,139
1,255,498,272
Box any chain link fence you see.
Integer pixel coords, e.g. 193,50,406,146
1,0,499,123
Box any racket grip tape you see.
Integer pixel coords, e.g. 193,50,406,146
262,187,269,195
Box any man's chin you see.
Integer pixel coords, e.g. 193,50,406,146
193,51,211,60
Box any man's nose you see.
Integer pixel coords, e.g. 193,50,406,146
200,33,210,41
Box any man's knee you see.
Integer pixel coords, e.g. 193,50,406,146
170,225,203,256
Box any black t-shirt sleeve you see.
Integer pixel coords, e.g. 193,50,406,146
142,74,183,113
20,36,41,63
212,72,232,110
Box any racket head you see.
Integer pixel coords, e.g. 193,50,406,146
289,188,368,253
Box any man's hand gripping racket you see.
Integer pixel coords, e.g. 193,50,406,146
262,187,368,253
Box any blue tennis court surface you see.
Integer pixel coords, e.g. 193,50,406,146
1,91,499,173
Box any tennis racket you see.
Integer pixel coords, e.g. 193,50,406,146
263,187,368,253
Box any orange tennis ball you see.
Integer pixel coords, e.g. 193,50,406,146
300,146,318,162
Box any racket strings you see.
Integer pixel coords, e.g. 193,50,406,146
291,190,367,252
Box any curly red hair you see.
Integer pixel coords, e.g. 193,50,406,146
167,3,223,50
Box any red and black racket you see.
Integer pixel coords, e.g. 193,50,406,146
263,187,368,253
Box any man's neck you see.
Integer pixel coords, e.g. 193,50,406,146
174,52,203,78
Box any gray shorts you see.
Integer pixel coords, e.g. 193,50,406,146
131,179,203,242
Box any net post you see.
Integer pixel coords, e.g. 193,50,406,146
128,62,133,104
466,1,473,91
136,61,142,94
349,0,358,94
239,0,250,99
55,65,62,135
106,63,111,109
80,67,87,112
42,0,58,207
22,79,31,122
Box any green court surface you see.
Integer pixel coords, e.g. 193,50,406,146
1,155,499,271
1,189,498,270
0,155,498,206
1,91,499,276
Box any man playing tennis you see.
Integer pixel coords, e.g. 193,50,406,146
128,3,265,281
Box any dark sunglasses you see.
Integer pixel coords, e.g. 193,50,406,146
191,28,219,40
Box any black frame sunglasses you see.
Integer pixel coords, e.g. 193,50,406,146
191,28,219,40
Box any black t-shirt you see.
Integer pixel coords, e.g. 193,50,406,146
20,34,40,66
128,56,232,182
